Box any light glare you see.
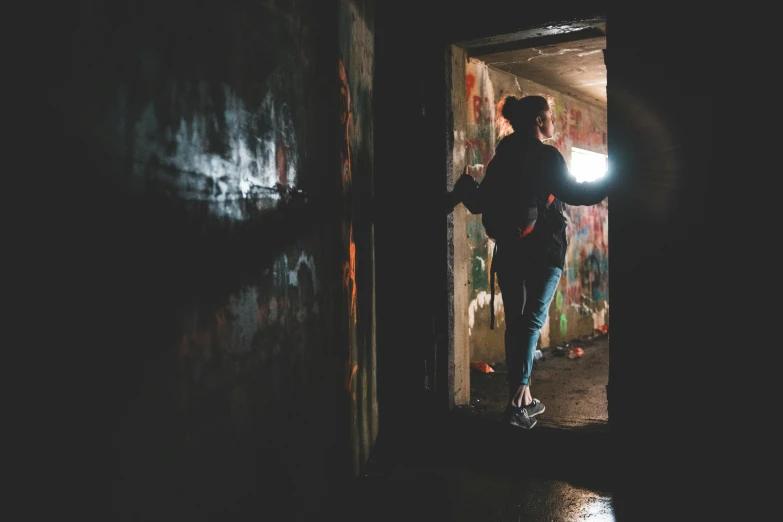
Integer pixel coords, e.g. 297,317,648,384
570,146,607,182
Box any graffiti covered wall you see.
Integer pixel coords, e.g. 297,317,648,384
60,0,374,517
464,60,503,363
466,61,608,364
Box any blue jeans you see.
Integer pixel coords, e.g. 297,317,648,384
498,265,563,389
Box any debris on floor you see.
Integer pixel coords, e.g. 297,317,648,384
568,347,584,359
469,361,495,373
549,345,568,357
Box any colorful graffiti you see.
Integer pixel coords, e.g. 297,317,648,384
465,63,497,298
551,200,609,344
551,98,607,155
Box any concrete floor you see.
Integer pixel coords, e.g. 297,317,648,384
345,408,621,522
460,334,610,433
328,331,745,522
333,335,626,522
337,336,619,522
249,332,731,521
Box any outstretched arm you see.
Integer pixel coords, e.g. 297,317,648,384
541,146,612,206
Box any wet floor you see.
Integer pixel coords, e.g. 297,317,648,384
351,465,616,522
345,411,620,522
341,335,618,522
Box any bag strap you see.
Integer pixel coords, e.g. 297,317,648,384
489,242,498,330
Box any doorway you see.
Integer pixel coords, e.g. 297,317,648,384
445,20,610,433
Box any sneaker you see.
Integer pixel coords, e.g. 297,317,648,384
524,399,545,417
504,405,537,429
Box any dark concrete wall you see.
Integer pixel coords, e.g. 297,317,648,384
338,0,378,478
50,0,376,519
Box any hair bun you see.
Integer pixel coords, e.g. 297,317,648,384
501,95,517,121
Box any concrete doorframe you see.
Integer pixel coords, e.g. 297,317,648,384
445,44,471,408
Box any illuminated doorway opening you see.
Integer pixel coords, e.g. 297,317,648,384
446,20,610,433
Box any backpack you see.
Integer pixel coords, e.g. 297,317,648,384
454,155,555,330
454,135,565,329
474,140,545,242
483,188,555,330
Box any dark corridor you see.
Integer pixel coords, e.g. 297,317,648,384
32,0,751,521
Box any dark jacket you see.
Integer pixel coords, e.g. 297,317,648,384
456,132,610,271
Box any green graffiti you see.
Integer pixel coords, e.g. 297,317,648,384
559,312,568,337
555,290,563,310
471,255,489,293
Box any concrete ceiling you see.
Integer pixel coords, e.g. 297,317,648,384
472,33,607,110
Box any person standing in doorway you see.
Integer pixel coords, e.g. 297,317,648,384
448,95,611,429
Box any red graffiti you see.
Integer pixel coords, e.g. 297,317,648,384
472,95,483,124
466,73,475,96
472,95,492,124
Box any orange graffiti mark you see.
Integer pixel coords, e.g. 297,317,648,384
343,224,357,324
472,95,483,124
345,361,358,401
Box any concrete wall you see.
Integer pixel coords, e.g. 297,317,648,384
464,60,608,364
57,0,375,518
